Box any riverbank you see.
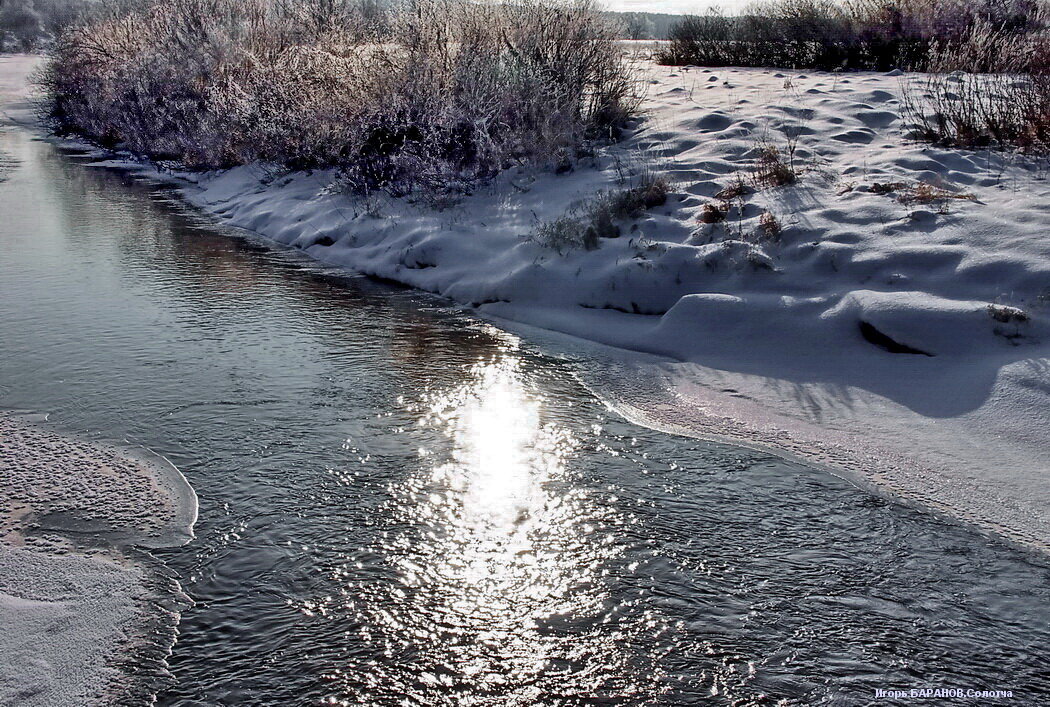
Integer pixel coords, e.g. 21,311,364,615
123,64,1050,552
10,53,1050,552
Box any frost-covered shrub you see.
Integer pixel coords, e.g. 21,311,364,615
903,59,1050,153
658,0,1048,72
40,0,638,197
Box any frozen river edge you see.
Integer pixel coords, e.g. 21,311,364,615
0,414,197,706
9,51,1047,555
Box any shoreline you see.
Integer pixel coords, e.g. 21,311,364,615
584,358,1050,558
0,412,198,550
34,59,1049,555
484,314,1050,558
4,51,1049,560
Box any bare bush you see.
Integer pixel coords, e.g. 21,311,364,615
659,0,1048,72
40,0,639,199
752,144,798,187
902,68,1050,153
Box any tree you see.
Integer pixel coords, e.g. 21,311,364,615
0,0,45,50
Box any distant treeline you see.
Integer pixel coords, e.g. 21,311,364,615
606,11,680,40
0,0,97,51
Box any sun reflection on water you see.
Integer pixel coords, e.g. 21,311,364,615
315,351,664,705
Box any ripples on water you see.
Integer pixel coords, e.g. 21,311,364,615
0,128,1048,705
318,355,667,704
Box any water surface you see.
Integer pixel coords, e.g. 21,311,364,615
1,125,1048,705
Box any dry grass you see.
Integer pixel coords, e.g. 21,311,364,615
715,176,749,201
532,170,671,253
869,181,908,195
533,214,601,253
902,67,1050,154
869,180,974,205
988,303,1030,324
895,181,975,205
606,172,670,216
757,210,782,239
698,202,729,223
867,180,976,208
752,145,798,187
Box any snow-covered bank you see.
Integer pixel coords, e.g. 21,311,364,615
0,547,179,706
0,415,197,705
56,62,1050,550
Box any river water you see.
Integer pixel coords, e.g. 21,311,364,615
1,121,1049,705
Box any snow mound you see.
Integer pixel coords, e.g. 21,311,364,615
825,291,1019,356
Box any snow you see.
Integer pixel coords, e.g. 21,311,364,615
0,414,197,705
0,548,147,706
14,58,1050,551
0,415,197,550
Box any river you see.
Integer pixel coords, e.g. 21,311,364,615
1,93,1049,705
